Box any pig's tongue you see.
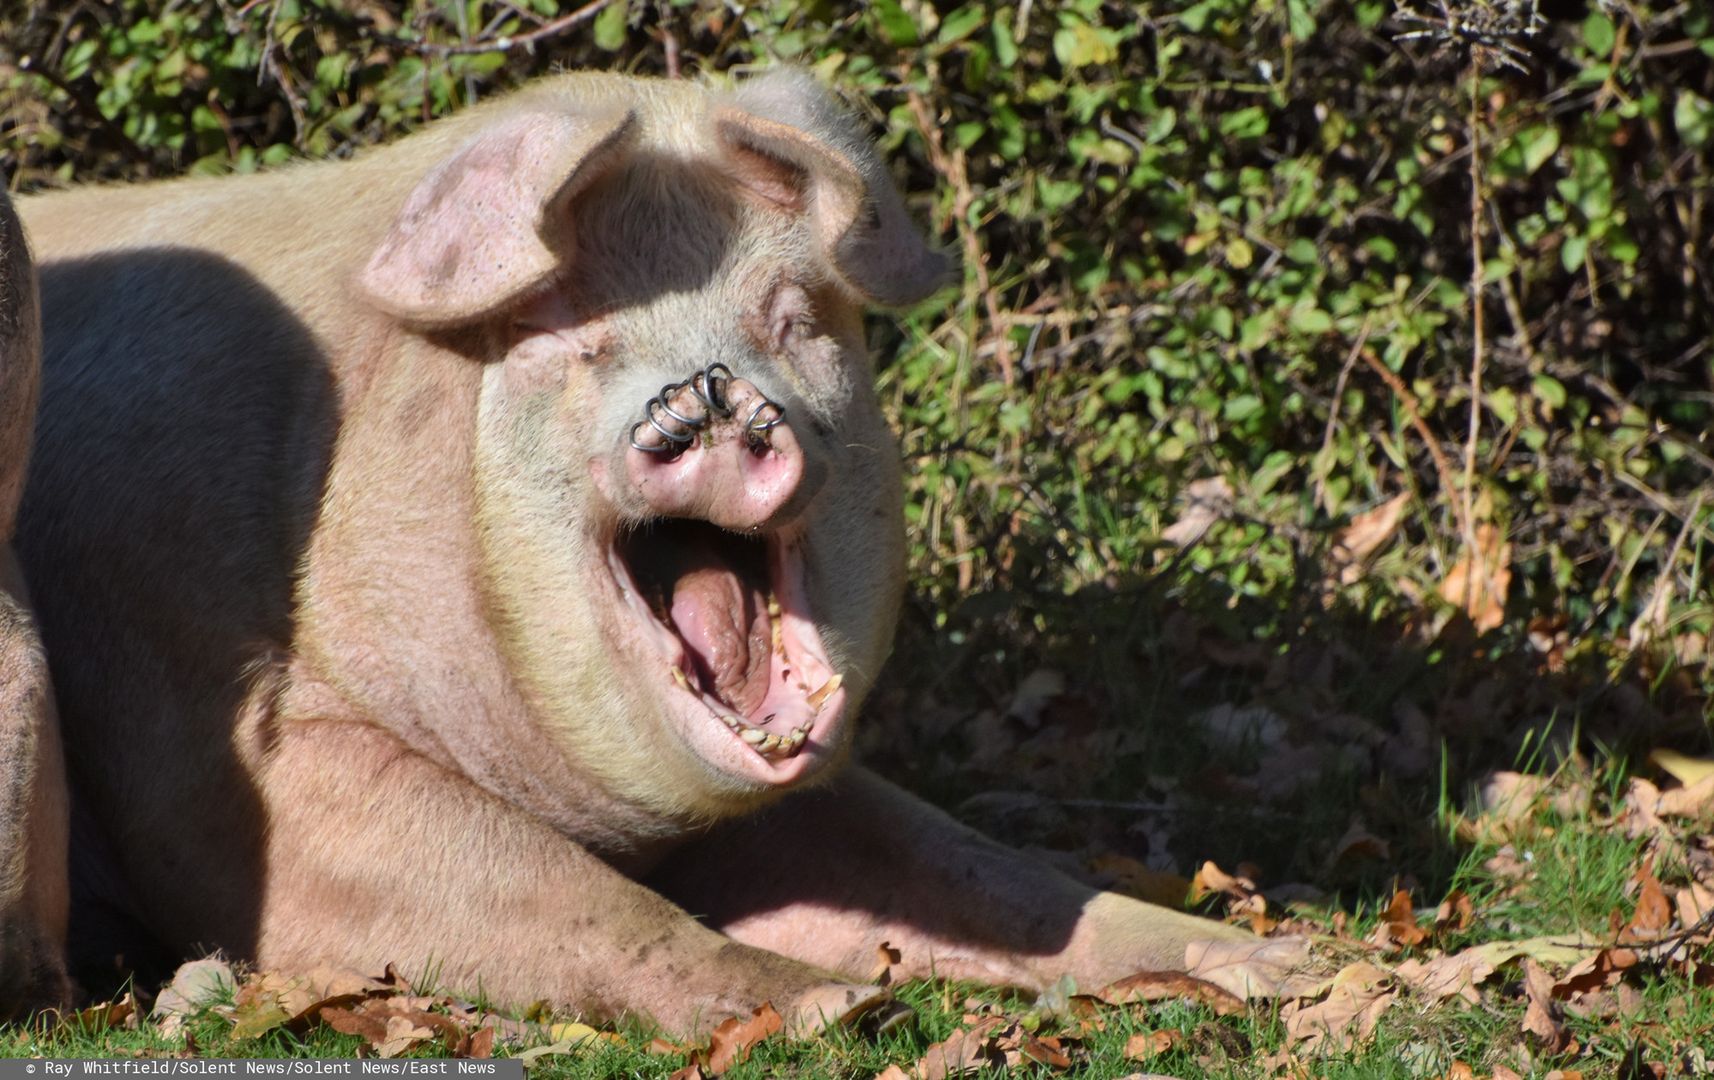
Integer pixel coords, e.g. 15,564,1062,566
670,563,771,717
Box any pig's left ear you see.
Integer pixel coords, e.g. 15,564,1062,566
359,107,637,326
713,70,953,307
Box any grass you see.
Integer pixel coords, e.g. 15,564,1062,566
6,751,1709,1078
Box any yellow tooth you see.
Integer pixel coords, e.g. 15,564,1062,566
789,728,807,745
806,674,844,710
767,596,781,618
739,727,767,744
772,620,784,655
758,733,782,754
671,666,691,691
723,715,742,729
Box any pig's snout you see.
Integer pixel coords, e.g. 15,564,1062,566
626,366,814,531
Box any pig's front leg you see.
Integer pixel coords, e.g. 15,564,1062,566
648,768,1250,993
0,551,71,1017
254,722,887,1035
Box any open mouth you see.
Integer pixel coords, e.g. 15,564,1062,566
608,519,843,775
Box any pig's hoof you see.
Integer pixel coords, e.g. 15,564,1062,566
784,982,894,1036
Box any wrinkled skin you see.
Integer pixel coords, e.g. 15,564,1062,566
0,190,71,1018
14,70,1246,1035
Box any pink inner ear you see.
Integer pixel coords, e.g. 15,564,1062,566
359,109,635,326
713,107,949,308
721,143,811,213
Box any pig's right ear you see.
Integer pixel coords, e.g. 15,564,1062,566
714,70,954,308
358,108,637,326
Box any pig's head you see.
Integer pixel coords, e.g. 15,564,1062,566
357,70,949,820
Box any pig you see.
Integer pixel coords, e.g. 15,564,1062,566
15,69,1246,1034
0,189,71,1018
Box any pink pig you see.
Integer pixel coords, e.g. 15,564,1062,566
12,70,1245,1033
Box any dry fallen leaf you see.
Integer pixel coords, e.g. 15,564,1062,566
1331,492,1412,584
1625,862,1673,941
511,1020,628,1062
1162,476,1234,548
376,1014,438,1059
705,1002,783,1074
1281,961,1394,1053
1655,775,1714,818
992,1025,1073,1070
1369,889,1429,950
869,942,903,986
1520,959,1568,1053
1393,949,1496,1005
1468,769,1592,832
1123,1029,1183,1061
1674,881,1714,932
452,1026,495,1060
1185,936,1322,1000
910,1016,1008,1080
1434,890,1474,934
1553,947,1637,1000
1438,523,1511,633
1618,779,1669,839
322,999,462,1058
1191,860,1259,902
1095,971,1246,1015
61,993,137,1034
1648,749,1714,788
1461,932,1598,971
227,966,387,1041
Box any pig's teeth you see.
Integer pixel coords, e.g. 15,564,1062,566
722,715,742,729
758,733,781,753
806,674,843,710
767,595,781,618
772,620,784,656
788,728,807,746
670,665,691,691
739,727,768,745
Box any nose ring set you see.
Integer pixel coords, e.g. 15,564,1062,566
629,362,786,455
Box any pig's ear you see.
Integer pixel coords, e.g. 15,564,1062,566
359,107,637,325
714,70,953,308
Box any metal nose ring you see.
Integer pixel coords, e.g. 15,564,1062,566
629,362,736,454
629,363,785,455
744,399,786,449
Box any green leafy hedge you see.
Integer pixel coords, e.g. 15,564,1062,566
3,1,1711,846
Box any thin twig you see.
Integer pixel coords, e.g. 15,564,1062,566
1461,59,1485,565
241,0,616,60
1314,319,1373,513
1359,347,1469,541
1628,492,1705,649
408,0,616,56
907,90,1013,386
